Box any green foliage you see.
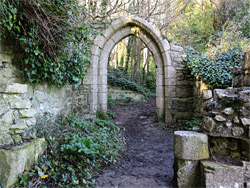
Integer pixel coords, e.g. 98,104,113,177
144,72,156,92
108,95,139,107
0,0,94,87
184,47,244,88
185,117,201,130
169,0,250,52
108,67,155,98
16,114,125,187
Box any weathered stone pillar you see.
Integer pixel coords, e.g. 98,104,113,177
243,51,250,86
174,131,209,188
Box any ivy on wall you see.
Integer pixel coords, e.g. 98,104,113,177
184,48,244,88
0,0,94,87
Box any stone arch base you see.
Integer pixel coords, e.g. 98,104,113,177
81,16,194,123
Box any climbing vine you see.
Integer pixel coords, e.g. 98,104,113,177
0,0,94,87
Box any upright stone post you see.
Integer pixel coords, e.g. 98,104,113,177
174,131,209,188
242,51,250,86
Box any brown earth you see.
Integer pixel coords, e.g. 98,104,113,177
95,99,182,188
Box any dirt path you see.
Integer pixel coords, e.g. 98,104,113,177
95,99,176,188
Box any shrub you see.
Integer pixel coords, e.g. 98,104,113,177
16,114,125,187
108,67,155,98
184,47,244,88
0,0,94,87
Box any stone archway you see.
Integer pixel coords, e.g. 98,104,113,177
90,16,174,121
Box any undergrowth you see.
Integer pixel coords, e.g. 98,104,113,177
108,67,155,98
16,113,125,188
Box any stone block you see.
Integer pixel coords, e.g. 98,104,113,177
0,102,9,116
202,90,212,100
174,131,209,160
165,66,176,78
4,83,28,94
93,35,106,49
147,41,160,55
0,110,14,125
201,161,244,188
243,161,250,183
241,118,250,126
223,107,234,115
215,115,226,122
0,133,13,145
176,87,193,98
9,121,28,130
110,30,123,44
19,109,36,118
202,117,215,132
0,138,46,187
174,158,200,188
25,118,37,127
9,99,31,109
232,126,244,137
171,45,184,52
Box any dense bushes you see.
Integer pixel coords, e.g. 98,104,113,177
108,67,155,98
0,0,93,87
184,48,244,88
16,114,125,187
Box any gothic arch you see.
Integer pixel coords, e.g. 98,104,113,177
90,16,173,121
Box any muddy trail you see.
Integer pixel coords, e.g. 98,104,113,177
95,99,178,188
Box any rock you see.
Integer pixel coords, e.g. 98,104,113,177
192,126,200,131
174,159,200,188
0,134,13,145
11,134,22,143
232,127,244,137
202,117,215,132
204,101,221,112
241,118,250,126
215,115,226,122
201,161,244,188
22,128,36,139
223,107,234,115
139,116,147,119
243,161,250,182
9,121,28,130
0,110,14,125
0,102,9,116
4,83,28,94
202,90,213,100
174,131,209,160
19,109,36,118
9,99,31,109
234,116,240,124
226,121,233,128
0,138,46,187
25,118,37,127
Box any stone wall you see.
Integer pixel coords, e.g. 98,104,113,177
0,39,95,145
167,45,195,122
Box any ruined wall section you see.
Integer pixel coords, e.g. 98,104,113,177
169,45,195,122
0,40,92,145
